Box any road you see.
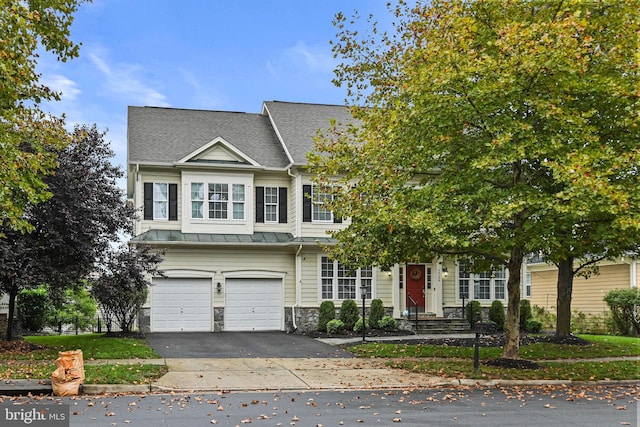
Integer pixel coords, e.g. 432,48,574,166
4,385,637,426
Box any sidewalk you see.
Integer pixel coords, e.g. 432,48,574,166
1,335,638,395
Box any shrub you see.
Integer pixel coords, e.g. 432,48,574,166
525,318,543,333
17,287,50,333
369,299,385,329
488,300,505,331
326,319,345,335
378,315,398,331
520,300,533,330
353,317,370,333
317,301,336,332
48,285,98,332
465,300,482,327
532,305,557,331
339,299,360,330
604,288,640,336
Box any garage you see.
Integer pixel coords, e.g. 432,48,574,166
225,278,282,331
151,278,212,332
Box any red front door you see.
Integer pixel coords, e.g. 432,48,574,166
406,264,425,311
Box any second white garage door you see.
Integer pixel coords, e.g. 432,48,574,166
225,278,282,331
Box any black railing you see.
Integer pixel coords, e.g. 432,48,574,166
407,293,419,331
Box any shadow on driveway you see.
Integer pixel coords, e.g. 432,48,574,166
146,332,354,359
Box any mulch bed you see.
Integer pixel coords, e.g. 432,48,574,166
0,340,48,354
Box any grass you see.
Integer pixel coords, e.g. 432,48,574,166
349,334,640,382
349,334,640,360
0,360,167,384
21,334,161,360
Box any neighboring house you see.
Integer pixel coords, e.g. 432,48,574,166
127,101,527,333
526,257,639,317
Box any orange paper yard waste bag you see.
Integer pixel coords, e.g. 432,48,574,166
51,349,85,396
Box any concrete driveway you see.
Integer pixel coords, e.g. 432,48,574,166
146,331,354,359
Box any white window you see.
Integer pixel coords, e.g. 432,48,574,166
203,183,245,220
457,260,507,301
265,187,278,222
525,272,532,298
232,184,245,220
153,183,168,220
191,183,204,219
321,256,373,300
312,186,333,222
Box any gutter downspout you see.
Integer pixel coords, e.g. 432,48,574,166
292,244,303,331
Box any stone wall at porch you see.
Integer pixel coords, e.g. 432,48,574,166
285,306,395,334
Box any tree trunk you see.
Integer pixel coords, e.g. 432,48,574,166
502,245,524,359
6,285,18,341
556,257,574,336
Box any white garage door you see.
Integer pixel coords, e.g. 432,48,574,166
151,278,212,332
225,278,282,331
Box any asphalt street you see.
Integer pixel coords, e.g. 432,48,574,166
5,385,637,427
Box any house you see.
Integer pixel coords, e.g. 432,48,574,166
526,257,639,317
127,101,527,333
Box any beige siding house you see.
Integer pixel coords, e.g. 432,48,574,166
526,258,638,317
127,101,529,333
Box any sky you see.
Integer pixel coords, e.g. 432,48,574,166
38,0,396,191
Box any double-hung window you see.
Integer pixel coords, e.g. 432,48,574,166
190,182,246,220
143,182,177,221
153,183,168,220
312,186,333,222
265,187,278,222
321,256,373,300
457,260,507,301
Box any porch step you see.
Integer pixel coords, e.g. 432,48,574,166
407,318,471,334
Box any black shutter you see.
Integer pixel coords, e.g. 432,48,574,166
302,185,312,222
333,214,342,224
143,183,153,220
256,186,265,223
278,187,287,223
168,183,178,221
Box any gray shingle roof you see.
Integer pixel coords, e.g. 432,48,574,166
262,101,356,165
128,106,289,168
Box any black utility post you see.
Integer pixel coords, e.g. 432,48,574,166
360,284,367,342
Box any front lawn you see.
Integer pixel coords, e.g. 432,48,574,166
20,334,160,360
349,334,640,381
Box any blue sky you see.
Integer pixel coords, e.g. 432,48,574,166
39,1,395,189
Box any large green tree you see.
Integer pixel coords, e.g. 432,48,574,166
309,0,639,358
0,0,85,233
0,125,134,340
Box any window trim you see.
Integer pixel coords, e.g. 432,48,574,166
189,181,246,221
319,255,375,301
456,260,508,302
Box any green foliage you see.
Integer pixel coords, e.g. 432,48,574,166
465,301,481,327
317,301,336,332
571,310,610,335
353,317,370,333
604,288,640,336
48,285,98,332
310,0,639,360
532,305,557,331
326,319,345,335
17,287,50,332
369,299,385,329
520,300,533,330
378,315,398,331
0,0,83,233
488,300,505,331
525,319,543,333
339,299,360,330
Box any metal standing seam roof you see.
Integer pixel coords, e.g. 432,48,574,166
130,230,337,245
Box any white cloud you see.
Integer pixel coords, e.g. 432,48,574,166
89,51,170,107
42,74,81,101
267,41,337,78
